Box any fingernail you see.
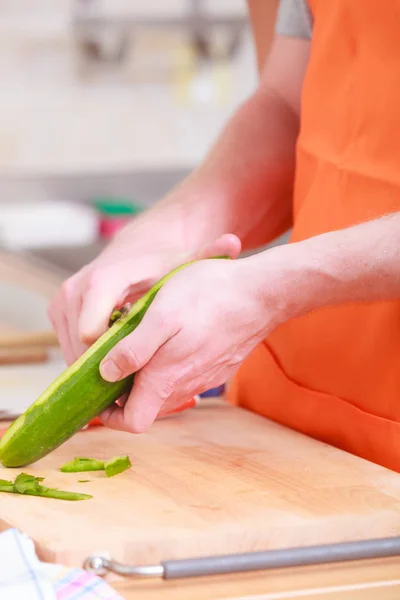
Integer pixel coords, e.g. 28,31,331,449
100,358,122,382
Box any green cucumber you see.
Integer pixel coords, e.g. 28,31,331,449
0,258,219,468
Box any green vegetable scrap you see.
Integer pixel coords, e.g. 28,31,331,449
0,478,14,492
0,473,91,501
108,306,129,327
78,480,90,483
105,455,132,477
14,473,43,494
60,457,105,473
33,487,91,501
60,455,132,478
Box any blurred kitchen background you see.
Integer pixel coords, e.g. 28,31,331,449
0,1,281,412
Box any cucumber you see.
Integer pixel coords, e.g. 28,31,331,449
0,258,210,468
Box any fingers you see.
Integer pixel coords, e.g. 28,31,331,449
49,233,242,370
100,368,186,433
47,301,76,367
99,383,162,434
78,271,126,345
49,267,129,362
48,273,90,365
99,306,178,383
66,290,88,359
196,233,242,261
99,300,184,432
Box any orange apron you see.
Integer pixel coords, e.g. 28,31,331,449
229,0,400,472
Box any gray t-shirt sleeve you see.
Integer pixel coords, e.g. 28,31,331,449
275,0,313,40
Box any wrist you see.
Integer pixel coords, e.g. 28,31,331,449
243,241,330,332
238,214,400,328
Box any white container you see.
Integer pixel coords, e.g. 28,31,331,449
0,199,98,249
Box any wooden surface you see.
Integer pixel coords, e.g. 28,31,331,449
0,251,62,364
0,329,58,364
0,345,48,365
0,329,58,348
113,556,400,599
1,400,400,572
0,250,64,299
0,322,48,365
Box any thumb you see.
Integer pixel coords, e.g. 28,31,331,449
196,233,242,261
79,273,125,345
99,308,175,382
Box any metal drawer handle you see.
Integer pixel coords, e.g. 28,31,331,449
84,535,400,580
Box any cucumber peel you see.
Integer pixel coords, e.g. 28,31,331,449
0,257,227,468
0,478,14,492
0,473,91,501
14,473,43,494
61,454,132,477
104,455,131,477
34,487,91,501
60,457,105,473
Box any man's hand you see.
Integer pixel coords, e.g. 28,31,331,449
98,254,289,433
48,220,241,367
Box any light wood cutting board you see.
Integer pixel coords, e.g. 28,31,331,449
0,251,63,363
1,401,400,569
0,323,48,364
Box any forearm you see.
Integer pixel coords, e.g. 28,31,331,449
251,213,400,325
135,87,298,254
114,35,308,255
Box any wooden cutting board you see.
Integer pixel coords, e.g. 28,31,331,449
1,400,400,569
0,323,49,364
0,250,62,363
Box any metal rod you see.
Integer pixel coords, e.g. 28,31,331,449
72,16,246,29
84,536,400,580
84,555,164,578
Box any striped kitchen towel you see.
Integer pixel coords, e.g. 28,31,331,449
51,567,124,600
0,528,124,600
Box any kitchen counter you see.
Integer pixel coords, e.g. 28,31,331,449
113,556,400,599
